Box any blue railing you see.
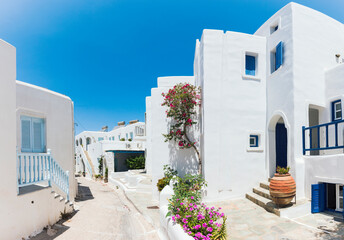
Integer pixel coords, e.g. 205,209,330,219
17,149,69,201
302,119,344,155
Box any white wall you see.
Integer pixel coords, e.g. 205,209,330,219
197,29,267,200
0,39,75,240
148,76,198,200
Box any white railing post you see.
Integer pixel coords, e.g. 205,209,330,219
16,146,19,195
47,149,52,187
66,170,69,201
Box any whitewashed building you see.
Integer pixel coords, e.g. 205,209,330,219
75,121,146,178
146,2,344,216
0,39,76,239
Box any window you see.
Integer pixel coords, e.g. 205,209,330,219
332,100,342,121
112,136,114,141
271,41,284,73
21,116,46,153
130,132,133,140
249,135,258,147
245,55,256,76
126,133,128,140
337,185,343,212
98,137,104,141
270,24,279,34
118,135,121,140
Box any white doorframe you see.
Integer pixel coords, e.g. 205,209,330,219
336,184,343,212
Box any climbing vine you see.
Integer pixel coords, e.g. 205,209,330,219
161,83,202,174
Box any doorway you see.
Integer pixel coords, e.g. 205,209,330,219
275,122,287,168
309,108,320,155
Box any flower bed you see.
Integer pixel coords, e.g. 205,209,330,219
170,198,226,240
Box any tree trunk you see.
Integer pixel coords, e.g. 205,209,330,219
183,124,202,175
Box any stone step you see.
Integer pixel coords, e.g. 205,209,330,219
260,182,270,190
253,187,272,200
246,192,280,216
54,193,60,199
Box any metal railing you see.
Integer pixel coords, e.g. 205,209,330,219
302,119,344,155
17,149,69,201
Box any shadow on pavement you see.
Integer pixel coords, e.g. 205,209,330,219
75,181,94,202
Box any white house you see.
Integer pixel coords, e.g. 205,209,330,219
75,121,146,178
146,2,344,216
0,39,76,239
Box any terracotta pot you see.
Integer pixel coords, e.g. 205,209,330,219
269,173,296,206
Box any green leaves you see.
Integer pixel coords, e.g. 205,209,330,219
125,155,145,169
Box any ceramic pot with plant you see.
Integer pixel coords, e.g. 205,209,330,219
269,166,296,206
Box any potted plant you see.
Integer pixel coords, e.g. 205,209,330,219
104,167,108,183
269,166,296,206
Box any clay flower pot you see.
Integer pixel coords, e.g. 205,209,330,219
269,173,296,206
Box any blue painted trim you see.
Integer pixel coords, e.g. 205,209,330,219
249,135,258,147
302,118,344,154
332,100,342,122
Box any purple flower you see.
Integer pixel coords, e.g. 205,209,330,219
182,218,188,224
176,214,180,219
194,224,201,230
172,216,175,221
191,196,194,200
206,227,213,232
202,223,207,228
209,220,213,224
180,202,184,205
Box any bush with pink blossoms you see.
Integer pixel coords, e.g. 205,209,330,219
161,83,202,174
169,199,227,240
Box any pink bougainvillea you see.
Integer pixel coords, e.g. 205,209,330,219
161,83,202,174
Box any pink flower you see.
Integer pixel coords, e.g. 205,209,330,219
202,223,207,228
178,141,184,147
191,196,194,200
182,218,188,224
206,227,213,232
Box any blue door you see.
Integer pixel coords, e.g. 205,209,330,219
276,123,287,168
312,183,325,213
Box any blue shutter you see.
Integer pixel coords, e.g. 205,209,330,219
32,118,45,152
21,117,32,152
245,55,256,76
275,41,283,70
311,183,325,213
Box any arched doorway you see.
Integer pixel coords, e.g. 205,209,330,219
275,121,287,168
268,114,289,177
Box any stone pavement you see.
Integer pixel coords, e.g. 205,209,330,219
210,198,344,240
30,177,160,240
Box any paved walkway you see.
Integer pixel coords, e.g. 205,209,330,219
211,198,344,240
30,177,159,240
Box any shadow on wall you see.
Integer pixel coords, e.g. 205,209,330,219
168,124,199,177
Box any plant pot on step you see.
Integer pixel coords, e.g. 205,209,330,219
269,173,296,206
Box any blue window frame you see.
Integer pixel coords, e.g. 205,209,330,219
130,132,133,140
245,55,256,76
249,135,258,147
271,41,284,73
21,116,46,153
98,137,104,141
332,100,342,121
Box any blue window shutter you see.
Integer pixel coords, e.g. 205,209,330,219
275,42,283,70
21,117,32,152
245,55,256,76
311,183,325,213
32,118,45,152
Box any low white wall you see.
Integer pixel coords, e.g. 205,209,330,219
304,154,344,198
159,186,194,240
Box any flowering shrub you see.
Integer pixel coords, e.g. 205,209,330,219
161,83,202,174
170,199,227,240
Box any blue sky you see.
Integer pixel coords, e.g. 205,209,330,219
0,0,343,134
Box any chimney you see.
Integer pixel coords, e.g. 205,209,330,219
118,121,125,126
129,120,139,124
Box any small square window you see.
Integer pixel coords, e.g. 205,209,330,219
332,100,342,121
249,135,258,147
270,24,279,34
245,55,256,76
